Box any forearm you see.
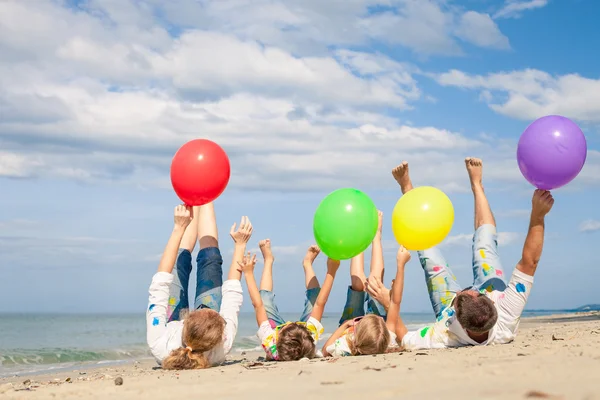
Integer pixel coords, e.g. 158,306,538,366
517,215,545,276
322,323,349,356
157,226,186,273
386,263,406,331
311,271,337,321
244,272,268,325
227,243,246,280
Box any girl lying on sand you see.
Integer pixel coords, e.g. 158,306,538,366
238,240,340,361
146,203,252,370
323,211,409,357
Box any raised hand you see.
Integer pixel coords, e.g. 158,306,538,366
396,245,411,265
237,252,257,274
531,190,554,217
230,216,253,244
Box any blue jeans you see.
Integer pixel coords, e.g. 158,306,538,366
338,286,387,326
167,247,223,322
417,224,507,320
260,288,321,326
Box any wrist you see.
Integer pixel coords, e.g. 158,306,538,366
234,242,247,250
172,225,186,234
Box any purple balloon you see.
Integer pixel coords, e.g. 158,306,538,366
517,115,587,190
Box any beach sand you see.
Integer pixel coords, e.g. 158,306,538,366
1,312,599,400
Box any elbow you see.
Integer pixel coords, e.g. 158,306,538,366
519,257,539,272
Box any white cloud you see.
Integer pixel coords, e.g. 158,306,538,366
443,231,521,247
493,0,549,19
579,220,600,233
454,11,510,50
435,68,600,122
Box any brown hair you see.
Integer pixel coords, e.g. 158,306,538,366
162,309,225,370
276,324,316,361
455,293,498,333
347,315,390,355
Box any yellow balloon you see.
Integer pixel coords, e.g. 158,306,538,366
391,186,454,251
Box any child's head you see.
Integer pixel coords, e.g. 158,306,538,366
348,315,390,355
162,309,225,370
276,323,316,361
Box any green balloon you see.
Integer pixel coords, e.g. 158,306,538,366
313,188,378,260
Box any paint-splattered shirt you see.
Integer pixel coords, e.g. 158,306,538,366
146,272,243,365
325,327,399,357
257,318,324,360
401,269,534,349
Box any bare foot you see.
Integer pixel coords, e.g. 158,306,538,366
304,245,321,264
465,157,483,190
391,161,413,194
259,239,274,262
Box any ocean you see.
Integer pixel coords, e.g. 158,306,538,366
0,310,565,378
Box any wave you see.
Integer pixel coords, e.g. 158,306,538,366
0,347,151,368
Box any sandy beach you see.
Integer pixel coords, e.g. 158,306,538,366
0,312,598,400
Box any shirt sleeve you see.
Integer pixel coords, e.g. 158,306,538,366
325,334,352,357
401,324,448,350
219,279,244,355
306,317,325,342
146,272,173,362
495,269,534,335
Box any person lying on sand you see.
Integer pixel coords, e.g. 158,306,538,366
322,211,402,357
146,203,253,369
367,158,554,349
237,241,340,361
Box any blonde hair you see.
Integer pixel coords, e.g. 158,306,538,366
162,309,225,370
347,314,390,356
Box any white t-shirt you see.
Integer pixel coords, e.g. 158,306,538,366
402,269,534,349
257,317,324,360
146,271,243,365
325,328,399,357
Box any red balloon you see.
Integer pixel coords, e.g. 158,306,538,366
170,139,230,206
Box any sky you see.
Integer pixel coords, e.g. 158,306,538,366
1,0,599,314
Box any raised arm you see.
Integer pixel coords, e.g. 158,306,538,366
157,205,193,273
238,253,268,326
385,246,410,341
516,190,554,277
310,258,340,322
322,319,353,357
228,216,253,280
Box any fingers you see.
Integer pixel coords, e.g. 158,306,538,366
230,222,237,235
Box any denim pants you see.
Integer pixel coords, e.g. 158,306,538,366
417,224,507,320
338,286,387,326
167,247,223,322
260,288,321,327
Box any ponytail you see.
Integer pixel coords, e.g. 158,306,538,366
163,346,209,370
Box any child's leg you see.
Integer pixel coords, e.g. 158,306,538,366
167,207,199,322
466,158,507,292
257,239,286,327
366,213,387,319
299,245,322,322
193,202,223,312
339,253,367,325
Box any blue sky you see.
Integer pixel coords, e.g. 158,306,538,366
1,0,599,314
